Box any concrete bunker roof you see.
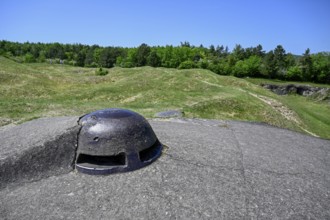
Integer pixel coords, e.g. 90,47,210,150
0,116,330,219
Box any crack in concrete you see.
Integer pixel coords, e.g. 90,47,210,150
161,146,251,219
165,150,325,180
229,126,250,220
163,151,243,173
144,186,209,219
255,168,325,178
71,120,82,169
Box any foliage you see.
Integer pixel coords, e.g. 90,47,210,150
299,48,313,81
232,56,261,77
312,52,330,83
286,66,302,81
24,53,36,63
273,45,287,78
178,60,197,69
0,40,329,84
260,51,276,78
147,50,161,67
95,67,109,76
135,43,151,66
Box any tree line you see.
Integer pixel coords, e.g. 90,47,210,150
0,40,329,83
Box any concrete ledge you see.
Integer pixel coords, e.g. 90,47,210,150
0,117,80,189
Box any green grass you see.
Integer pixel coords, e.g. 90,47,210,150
281,95,330,137
244,77,330,138
1,56,329,139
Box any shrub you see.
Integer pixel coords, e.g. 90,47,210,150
178,60,197,69
24,53,36,63
286,66,302,81
95,67,109,76
198,60,209,69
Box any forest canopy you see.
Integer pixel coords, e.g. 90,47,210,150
0,40,329,83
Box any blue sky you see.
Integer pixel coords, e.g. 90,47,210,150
1,0,329,54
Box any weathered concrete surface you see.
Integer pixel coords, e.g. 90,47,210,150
0,117,80,189
0,118,330,219
154,110,184,118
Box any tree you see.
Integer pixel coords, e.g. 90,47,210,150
93,48,103,65
300,48,313,81
273,45,287,77
0,40,5,55
38,50,46,62
1,40,329,84
30,44,40,60
147,50,161,67
312,52,330,83
245,55,262,77
198,60,209,69
169,47,183,68
65,52,74,61
215,45,228,58
24,53,36,63
232,44,246,61
99,47,124,68
134,43,151,66
178,60,197,69
232,56,261,77
46,42,65,59
208,59,231,75
285,53,296,67
232,60,246,77
261,51,277,78
209,45,215,56
75,51,86,67
157,45,173,67
119,48,137,68
252,44,265,57
286,66,302,81
180,41,191,48
84,48,95,67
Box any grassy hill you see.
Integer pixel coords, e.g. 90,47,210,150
0,56,329,139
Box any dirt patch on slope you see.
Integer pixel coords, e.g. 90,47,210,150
247,92,319,137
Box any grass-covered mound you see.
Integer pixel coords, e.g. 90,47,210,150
0,56,329,139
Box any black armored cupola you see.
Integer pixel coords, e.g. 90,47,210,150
75,108,163,175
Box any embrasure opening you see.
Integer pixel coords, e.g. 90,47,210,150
139,140,162,163
76,153,126,167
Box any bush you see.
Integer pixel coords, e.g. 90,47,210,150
86,62,98,68
232,60,247,77
67,60,76,66
198,60,209,69
24,53,36,63
286,66,302,81
207,63,221,74
232,56,261,77
178,60,197,69
4,51,13,58
95,67,109,76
